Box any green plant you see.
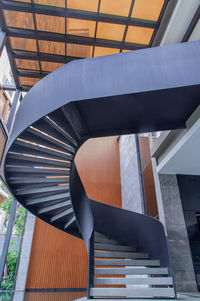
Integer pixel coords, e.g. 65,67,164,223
1,248,18,290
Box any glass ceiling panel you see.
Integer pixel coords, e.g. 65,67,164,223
41,62,64,72
38,41,65,55
132,0,165,21
35,14,65,33
19,77,40,86
9,37,37,52
67,0,99,12
15,59,40,71
3,10,34,30
100,0,132,17
67,44,92,58
97,23,125,41
67,19,96,38
34,0,65,7
126,26,154,44
94,47,120,57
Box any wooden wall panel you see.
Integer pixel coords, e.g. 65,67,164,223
139,137,158,218
26,136,122,289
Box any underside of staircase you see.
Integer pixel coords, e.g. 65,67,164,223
3,40,200,299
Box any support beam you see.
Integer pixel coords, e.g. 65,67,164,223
182,4,200,42
0,30,6,56
0,0,157,28
17,70,49,79
12,49,82,64
6,27,147,51
6,89,21,133
2,84,16,91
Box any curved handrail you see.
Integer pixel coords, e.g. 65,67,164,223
3,41,200,298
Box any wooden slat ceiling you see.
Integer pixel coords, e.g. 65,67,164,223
0,0,168,90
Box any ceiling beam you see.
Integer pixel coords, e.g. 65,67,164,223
6,27,148,51
0,0,157,29
17,70,49,79
12,49,82,64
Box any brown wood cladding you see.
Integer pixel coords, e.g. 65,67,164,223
26,136,122,289
139,137,158,218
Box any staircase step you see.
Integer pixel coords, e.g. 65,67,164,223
94,277,173,285
15,139,73,160
43,115,78,147
90,287,175,298
94,237,123,245
94,243,136,252
26,126,75,154
26,192,71,205
61,106,81,141
7,152,70,168
95,267,168,275
9,176,69,185
16,185,69,196
94,259,160,267
6,165,70,176
94,250,149,259
38,200,71,214
64,216,76,229
50,208,73,222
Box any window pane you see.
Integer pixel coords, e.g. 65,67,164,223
34,0,65,7
15,59,40,71
100,0,132,17
36,14,65,33
19,77,40,86
94,47,119,57
39,41,65,55
67,19,96,38
67,0,99,12
132,0,165,21
126,26,154,44
41,62,64,72
67,44,92,58
3,10,34,29
9,37,37,52
97,23,125,41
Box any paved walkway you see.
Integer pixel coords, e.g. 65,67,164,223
75,292,200,301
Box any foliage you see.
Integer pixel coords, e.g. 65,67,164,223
1,248,18,290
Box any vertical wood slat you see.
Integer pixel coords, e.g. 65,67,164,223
26,136,122,289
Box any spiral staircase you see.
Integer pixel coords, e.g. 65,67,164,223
3,41,200,299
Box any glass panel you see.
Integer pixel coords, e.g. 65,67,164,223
38,41,65,55
100,0,132,17
9,37,37,52
3,10,34,29
96,23,125,41
67,19,96,38
67,44,92,58
67,0,98,12
19,77,40,86
15,59,40,71
34,0,65,7
126,26,154,44
94,47,119,57
36,14,65,33
41,62,64,72
132,0,165,21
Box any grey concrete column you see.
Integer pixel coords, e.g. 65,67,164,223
119,134,143,213
13,212,36,301
153,170,198,292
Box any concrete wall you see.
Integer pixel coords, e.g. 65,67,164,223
119,134,143,213
153,172,198,292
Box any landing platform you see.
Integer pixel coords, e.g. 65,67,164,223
75,292,200,301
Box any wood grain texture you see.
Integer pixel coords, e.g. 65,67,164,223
26,136,122,289
139,137,158,218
